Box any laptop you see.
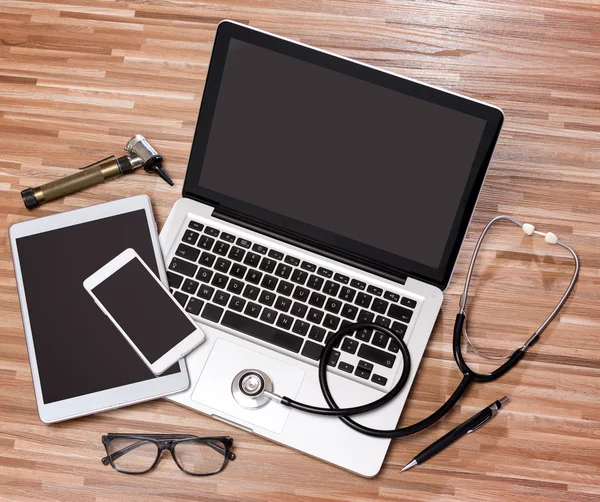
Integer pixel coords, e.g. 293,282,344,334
159,20,504,477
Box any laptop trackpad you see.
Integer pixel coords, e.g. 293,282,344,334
191,339,306,434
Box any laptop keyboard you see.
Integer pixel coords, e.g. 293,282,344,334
167,219,420,389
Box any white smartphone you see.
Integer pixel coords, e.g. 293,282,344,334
84,248,205,376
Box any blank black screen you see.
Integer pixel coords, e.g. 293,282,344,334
199,39,487,268
16,210,180,404
92,257,196,364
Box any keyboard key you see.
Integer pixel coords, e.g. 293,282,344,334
182,278,199,295
292,286,310,302
274,263,292,279
261,274,278,290
327,350,341,367
358,360,374,372
391,321,407,338
227,279,244,295
290,302,308,318
246,269,263,284
317,267,333,278
355,367,370,379
230,264,247,279
236,238,251,249
284,255,300,266
268,250,283,260
198,235,214,250
334,273,349,284
199,252,216,267
384,291,400,303
173,291,188,307
197,284,215,300
372,374,388,386
188,221,203,231
358,310,374,323
401,297,418,309
325,331,341,347
301,341,323,360
274,296,292,312
244,302,261,318
211,273,228,289
355,328,372,342
358,344,396,368
175,243,200,262
355,292,372,308
201,303,223,323
222,311,303,353
292,320,309,336
213,241,230,257
338,362,353,373
167,271,183,289
308,325,326,342
323,280,340,296
367,285,383,296
204,226,219,237
308,292,326,308
306,274,324,290
182,229,199,245
277,280,294,296
388,339,400,353
260,308,277,324
341,337,358,355
229,296,246,312
372,331,389,348
259,258,276,273
324,298,341,314
291,269,308,285
323,314,340,330
196,267,213,283
215,258,231,273
350,279,366,290
340,304,358,320
242,284,260,300
252,243,267,254
372,298,389,314
388,304,413,323
307,308,324,324
258,290,275,307
169,257,197,277
375,316,391,328
220,232,236,243
185,297,203,315
214,291,230,306
276,314,294,330
301,261,316,272
228,246,245,262
339,287,356,303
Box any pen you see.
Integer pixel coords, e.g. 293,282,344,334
402,396,509,472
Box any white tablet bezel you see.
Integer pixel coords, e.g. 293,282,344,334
9,195,190,423
84,248,205,376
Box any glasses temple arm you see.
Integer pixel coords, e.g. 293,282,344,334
101,440,149,465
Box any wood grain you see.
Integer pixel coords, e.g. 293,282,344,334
1,1,599,500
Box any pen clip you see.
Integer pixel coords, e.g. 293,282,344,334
466,414,493,434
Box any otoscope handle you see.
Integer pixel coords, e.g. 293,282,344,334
21,155,135,209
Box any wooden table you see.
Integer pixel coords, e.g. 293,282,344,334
1,1,599,500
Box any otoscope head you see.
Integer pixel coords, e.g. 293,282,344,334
125,135,174,186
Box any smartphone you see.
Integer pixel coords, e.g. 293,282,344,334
84,248,205,375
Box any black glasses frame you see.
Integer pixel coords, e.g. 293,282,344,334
101,434,235,476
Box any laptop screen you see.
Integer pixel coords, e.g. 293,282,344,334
186,23,503,288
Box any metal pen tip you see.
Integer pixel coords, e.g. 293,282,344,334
499,396,509,406
401,459,417,472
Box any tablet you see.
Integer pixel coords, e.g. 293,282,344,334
9,195,190,423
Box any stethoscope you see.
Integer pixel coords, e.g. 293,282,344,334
232,216,580,439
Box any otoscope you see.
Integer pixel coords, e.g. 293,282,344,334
21,135,173,209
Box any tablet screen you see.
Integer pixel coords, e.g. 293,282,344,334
16,209,180,404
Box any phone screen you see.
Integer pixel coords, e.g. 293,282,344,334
92,257,197,364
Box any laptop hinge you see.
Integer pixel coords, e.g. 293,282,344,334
212,207,407,285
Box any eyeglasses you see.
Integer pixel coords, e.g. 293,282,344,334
101,434,235,475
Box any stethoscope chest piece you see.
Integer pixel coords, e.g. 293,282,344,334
231,369,274,409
